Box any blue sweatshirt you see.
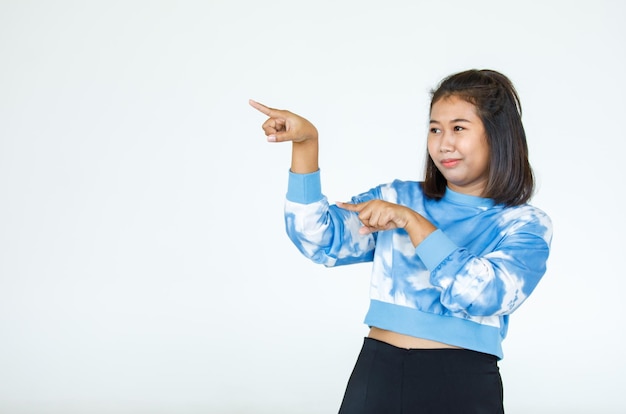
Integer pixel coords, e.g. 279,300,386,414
285,170,552,359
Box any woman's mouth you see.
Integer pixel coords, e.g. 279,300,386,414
440,158,460,168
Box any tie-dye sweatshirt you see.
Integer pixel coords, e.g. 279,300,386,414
285,170,552,359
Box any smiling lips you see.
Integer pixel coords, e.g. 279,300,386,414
440,158,461,168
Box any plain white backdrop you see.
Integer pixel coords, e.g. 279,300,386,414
1,1,625,413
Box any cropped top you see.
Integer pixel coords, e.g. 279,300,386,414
284,170,552,359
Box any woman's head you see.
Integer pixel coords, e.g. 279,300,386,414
423,69,534,206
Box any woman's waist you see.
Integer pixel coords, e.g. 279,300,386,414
368,327,462,350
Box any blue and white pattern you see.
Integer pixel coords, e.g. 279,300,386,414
284,170,552,359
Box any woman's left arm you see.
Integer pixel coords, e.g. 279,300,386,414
339,200,553,317
417,212,553,317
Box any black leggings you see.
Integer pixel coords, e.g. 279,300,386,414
338,337,504,414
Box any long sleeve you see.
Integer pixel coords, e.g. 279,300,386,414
284,170,377,267
416,208,552,317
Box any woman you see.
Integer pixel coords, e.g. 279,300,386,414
250,69,552,413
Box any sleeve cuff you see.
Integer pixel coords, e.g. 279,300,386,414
286,169,323,204
415,229,458,271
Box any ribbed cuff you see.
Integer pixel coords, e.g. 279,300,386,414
415,229,458,271
286,169,323,203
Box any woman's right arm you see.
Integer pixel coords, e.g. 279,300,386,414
250,99,376,266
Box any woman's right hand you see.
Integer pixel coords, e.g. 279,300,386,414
249,99,318,143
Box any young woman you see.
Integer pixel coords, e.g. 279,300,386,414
250,69,552,413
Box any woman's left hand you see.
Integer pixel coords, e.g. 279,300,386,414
337,200,437,247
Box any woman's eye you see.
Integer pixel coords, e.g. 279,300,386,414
430,128,440,134
454,126,464,132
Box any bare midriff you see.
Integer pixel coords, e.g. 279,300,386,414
368,327,462,350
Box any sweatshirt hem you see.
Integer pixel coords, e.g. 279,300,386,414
363,299,504,359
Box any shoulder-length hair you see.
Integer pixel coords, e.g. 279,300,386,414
423,69,534,206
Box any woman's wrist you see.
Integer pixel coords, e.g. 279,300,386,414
291,138,319,174
405,212,437,248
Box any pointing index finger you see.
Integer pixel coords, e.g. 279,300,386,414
336,201,360,211
249,99,274,116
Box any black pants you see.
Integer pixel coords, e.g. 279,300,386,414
338,338,504,414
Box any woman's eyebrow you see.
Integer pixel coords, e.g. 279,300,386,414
429,118,472,124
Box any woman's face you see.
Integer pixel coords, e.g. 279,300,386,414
428,95,490,196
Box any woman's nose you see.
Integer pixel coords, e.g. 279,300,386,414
440,131,454,153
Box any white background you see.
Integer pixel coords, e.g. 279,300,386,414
1,1,625,413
